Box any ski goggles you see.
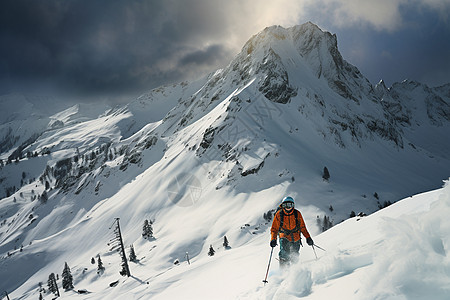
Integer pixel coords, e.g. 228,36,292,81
282,202,294,209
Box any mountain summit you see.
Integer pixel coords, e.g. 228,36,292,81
228,22,373,104
0,23,449,299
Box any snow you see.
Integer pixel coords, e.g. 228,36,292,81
2,176,449,299
251,181,450,300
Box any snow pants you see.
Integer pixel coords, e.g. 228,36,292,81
279,238,301,265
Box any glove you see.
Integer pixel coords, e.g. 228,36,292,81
306,237,314,246
270,240,277,247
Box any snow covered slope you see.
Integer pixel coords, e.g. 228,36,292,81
0,22,449,299
251,179,450,300
4,178,450,299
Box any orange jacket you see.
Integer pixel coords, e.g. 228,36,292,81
271,208,311,242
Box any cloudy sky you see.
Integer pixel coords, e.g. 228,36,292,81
1,0,449,104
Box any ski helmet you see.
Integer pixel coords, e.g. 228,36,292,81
282,196,294,204
281,196,294,209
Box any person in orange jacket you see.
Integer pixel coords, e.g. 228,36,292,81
270,196,313,267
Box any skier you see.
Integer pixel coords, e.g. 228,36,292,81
270,196,313,267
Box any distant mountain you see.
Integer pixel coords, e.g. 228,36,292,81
0,23,449,299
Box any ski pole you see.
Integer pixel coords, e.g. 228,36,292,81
313,244,326,252
262,247,274,285
312,245,318,260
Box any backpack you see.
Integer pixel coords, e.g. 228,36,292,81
276,205,301,240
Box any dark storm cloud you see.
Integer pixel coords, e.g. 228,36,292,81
333,23,450,87
0,0,237,102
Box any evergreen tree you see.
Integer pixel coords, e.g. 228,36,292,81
322,167,330,181
111,218,131,277
263,210,273,222
208,245,215,256
47,273,57,295
317,215,334,232
223,236,230,249
142,219,153,239
62,262,74,290
322,215,333,231
40,191,48,204
97,255,105,274
129,244,137,262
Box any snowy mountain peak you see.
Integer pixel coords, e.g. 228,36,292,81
374,80,389,97
290,21,338,56
229,23,373,104
243,22,333,56
376,79,387,88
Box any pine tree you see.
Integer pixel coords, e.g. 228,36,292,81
322,215,333,231
62,262,74,291
263,210,273,222
142,219,153,239
47,273,57,295
208,245,215,256
322,167,330,181
97,255,105,274
129,244,137,262
40,190,48,204
111,218,131,277
223,236,230,249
